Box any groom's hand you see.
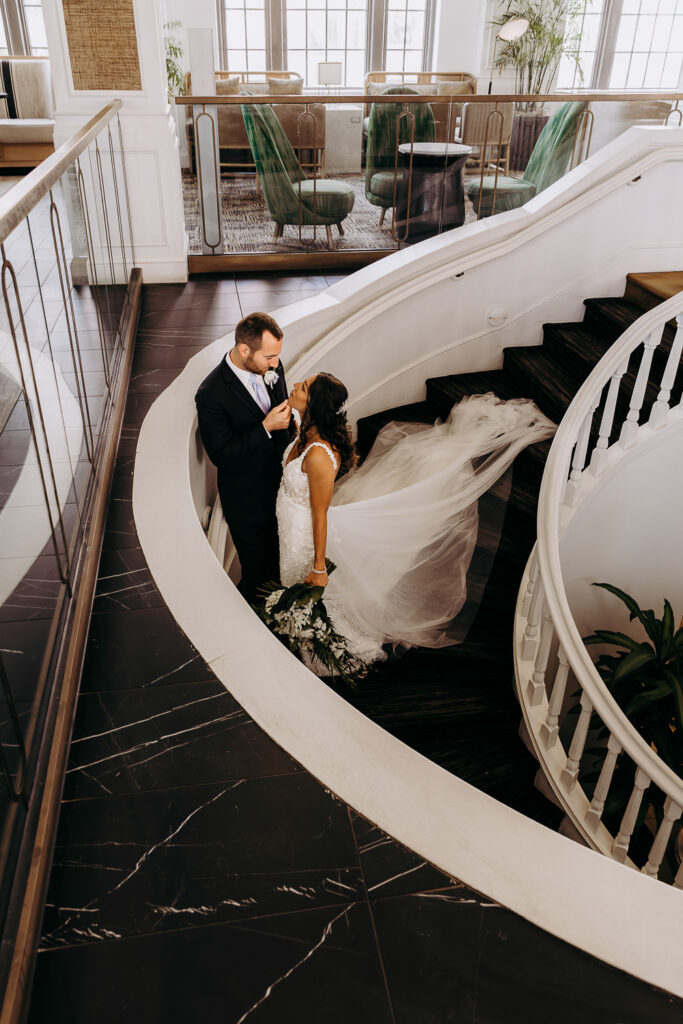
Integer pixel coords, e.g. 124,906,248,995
263,400,292,432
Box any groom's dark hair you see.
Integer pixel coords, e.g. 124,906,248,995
234,312,283,352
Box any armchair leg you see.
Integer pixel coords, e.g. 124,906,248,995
325,225,334,248
337,222,344,236
273,223,283,240
379,208,386,227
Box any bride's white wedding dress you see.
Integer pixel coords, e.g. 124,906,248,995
276,393,555,669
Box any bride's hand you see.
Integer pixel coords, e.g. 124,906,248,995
303,569,328,587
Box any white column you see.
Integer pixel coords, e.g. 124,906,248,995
43,0,188,283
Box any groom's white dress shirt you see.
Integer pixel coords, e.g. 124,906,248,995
225,351,272,435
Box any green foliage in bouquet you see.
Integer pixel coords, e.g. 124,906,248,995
254,561,364,688
580,583,683,874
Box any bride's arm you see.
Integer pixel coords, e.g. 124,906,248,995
302,447,336,587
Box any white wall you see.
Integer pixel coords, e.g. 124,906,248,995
560,419,683,642
432,0,487,81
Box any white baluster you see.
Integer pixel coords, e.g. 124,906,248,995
526,602,554,706
560,690,593,790
522,549,538,619
649,314,683,427
540,646,569,749
585,733,622,830
619,328,663,446
590,367,626,475
612,767,651,863
642,796,682,879
522,575,544,662
564,407,597,507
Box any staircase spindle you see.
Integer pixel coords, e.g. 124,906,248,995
522,549,538,618
540,645,569,749
522,575,544,662
641,796,682,879
612,767,651,863
649,313,683,427
560,690,593,790
619,328,663,445
591,367,626,475
527,601,554,706
585,733,622,830
565,404,597,506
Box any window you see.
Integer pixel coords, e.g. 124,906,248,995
385,0,428,74
216,0,435,85
22,1,47,57
222,0,267,72
286,0,368,88
558,0,683,90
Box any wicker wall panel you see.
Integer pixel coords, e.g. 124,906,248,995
63,0,142,92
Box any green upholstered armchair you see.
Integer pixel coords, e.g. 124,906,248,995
465,101,588,219
241,102,354,247
364,85,436,227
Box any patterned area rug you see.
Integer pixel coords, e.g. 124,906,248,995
182,171,478,254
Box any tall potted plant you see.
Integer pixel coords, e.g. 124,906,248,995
492,0,585,169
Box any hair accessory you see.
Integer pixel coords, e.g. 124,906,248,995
336,400,348,417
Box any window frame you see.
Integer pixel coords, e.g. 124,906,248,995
216,0,436,83
564,0,683,91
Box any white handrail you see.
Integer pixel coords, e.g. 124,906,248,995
536,291,683,807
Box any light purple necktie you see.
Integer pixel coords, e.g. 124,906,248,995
251,375,270,414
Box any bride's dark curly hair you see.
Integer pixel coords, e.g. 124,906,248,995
297,372,357,477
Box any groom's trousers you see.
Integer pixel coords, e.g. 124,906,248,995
229,516,280,605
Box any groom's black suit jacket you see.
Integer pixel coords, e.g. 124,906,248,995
195,355,292,526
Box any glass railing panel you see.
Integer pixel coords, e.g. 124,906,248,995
179,91,682,256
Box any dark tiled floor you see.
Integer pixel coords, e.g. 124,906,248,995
28,275,682,1023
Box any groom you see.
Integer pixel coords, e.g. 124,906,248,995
195,312,292,602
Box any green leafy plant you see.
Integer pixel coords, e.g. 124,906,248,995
492,0,586,112
164,21,186,98
581,583,682,874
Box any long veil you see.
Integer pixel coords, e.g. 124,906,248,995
325,393,555,652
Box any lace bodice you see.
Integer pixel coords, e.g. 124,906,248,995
276,439,338,589
280,439,338,507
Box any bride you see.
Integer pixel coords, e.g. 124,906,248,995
276,372,555,668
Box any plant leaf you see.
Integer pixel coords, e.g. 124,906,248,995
612,646,656,683
583,630,643,651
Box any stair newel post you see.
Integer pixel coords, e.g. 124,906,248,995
565,403,597,507
522,548,539,619
642,796,682,879
560,689,593,790
591,366,626,475
585,733,622,830
619,327,663,446
612,766,651,863
522,574,544,662
526,601,554,706
540,645,569,749
649,313,683,427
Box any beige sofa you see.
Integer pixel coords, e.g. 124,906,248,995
0,56,54,168
184,71,326,179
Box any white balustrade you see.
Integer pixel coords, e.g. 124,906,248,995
585,734,622,830
642,796,682,879
515,290,683,885
649,314,683,428
619,327,663,446
613,767,651,863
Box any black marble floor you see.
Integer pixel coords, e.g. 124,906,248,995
28,274,682,1023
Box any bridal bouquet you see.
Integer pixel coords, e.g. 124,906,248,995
255,562,363,687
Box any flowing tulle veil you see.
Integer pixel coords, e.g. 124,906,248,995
323,393,555,655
